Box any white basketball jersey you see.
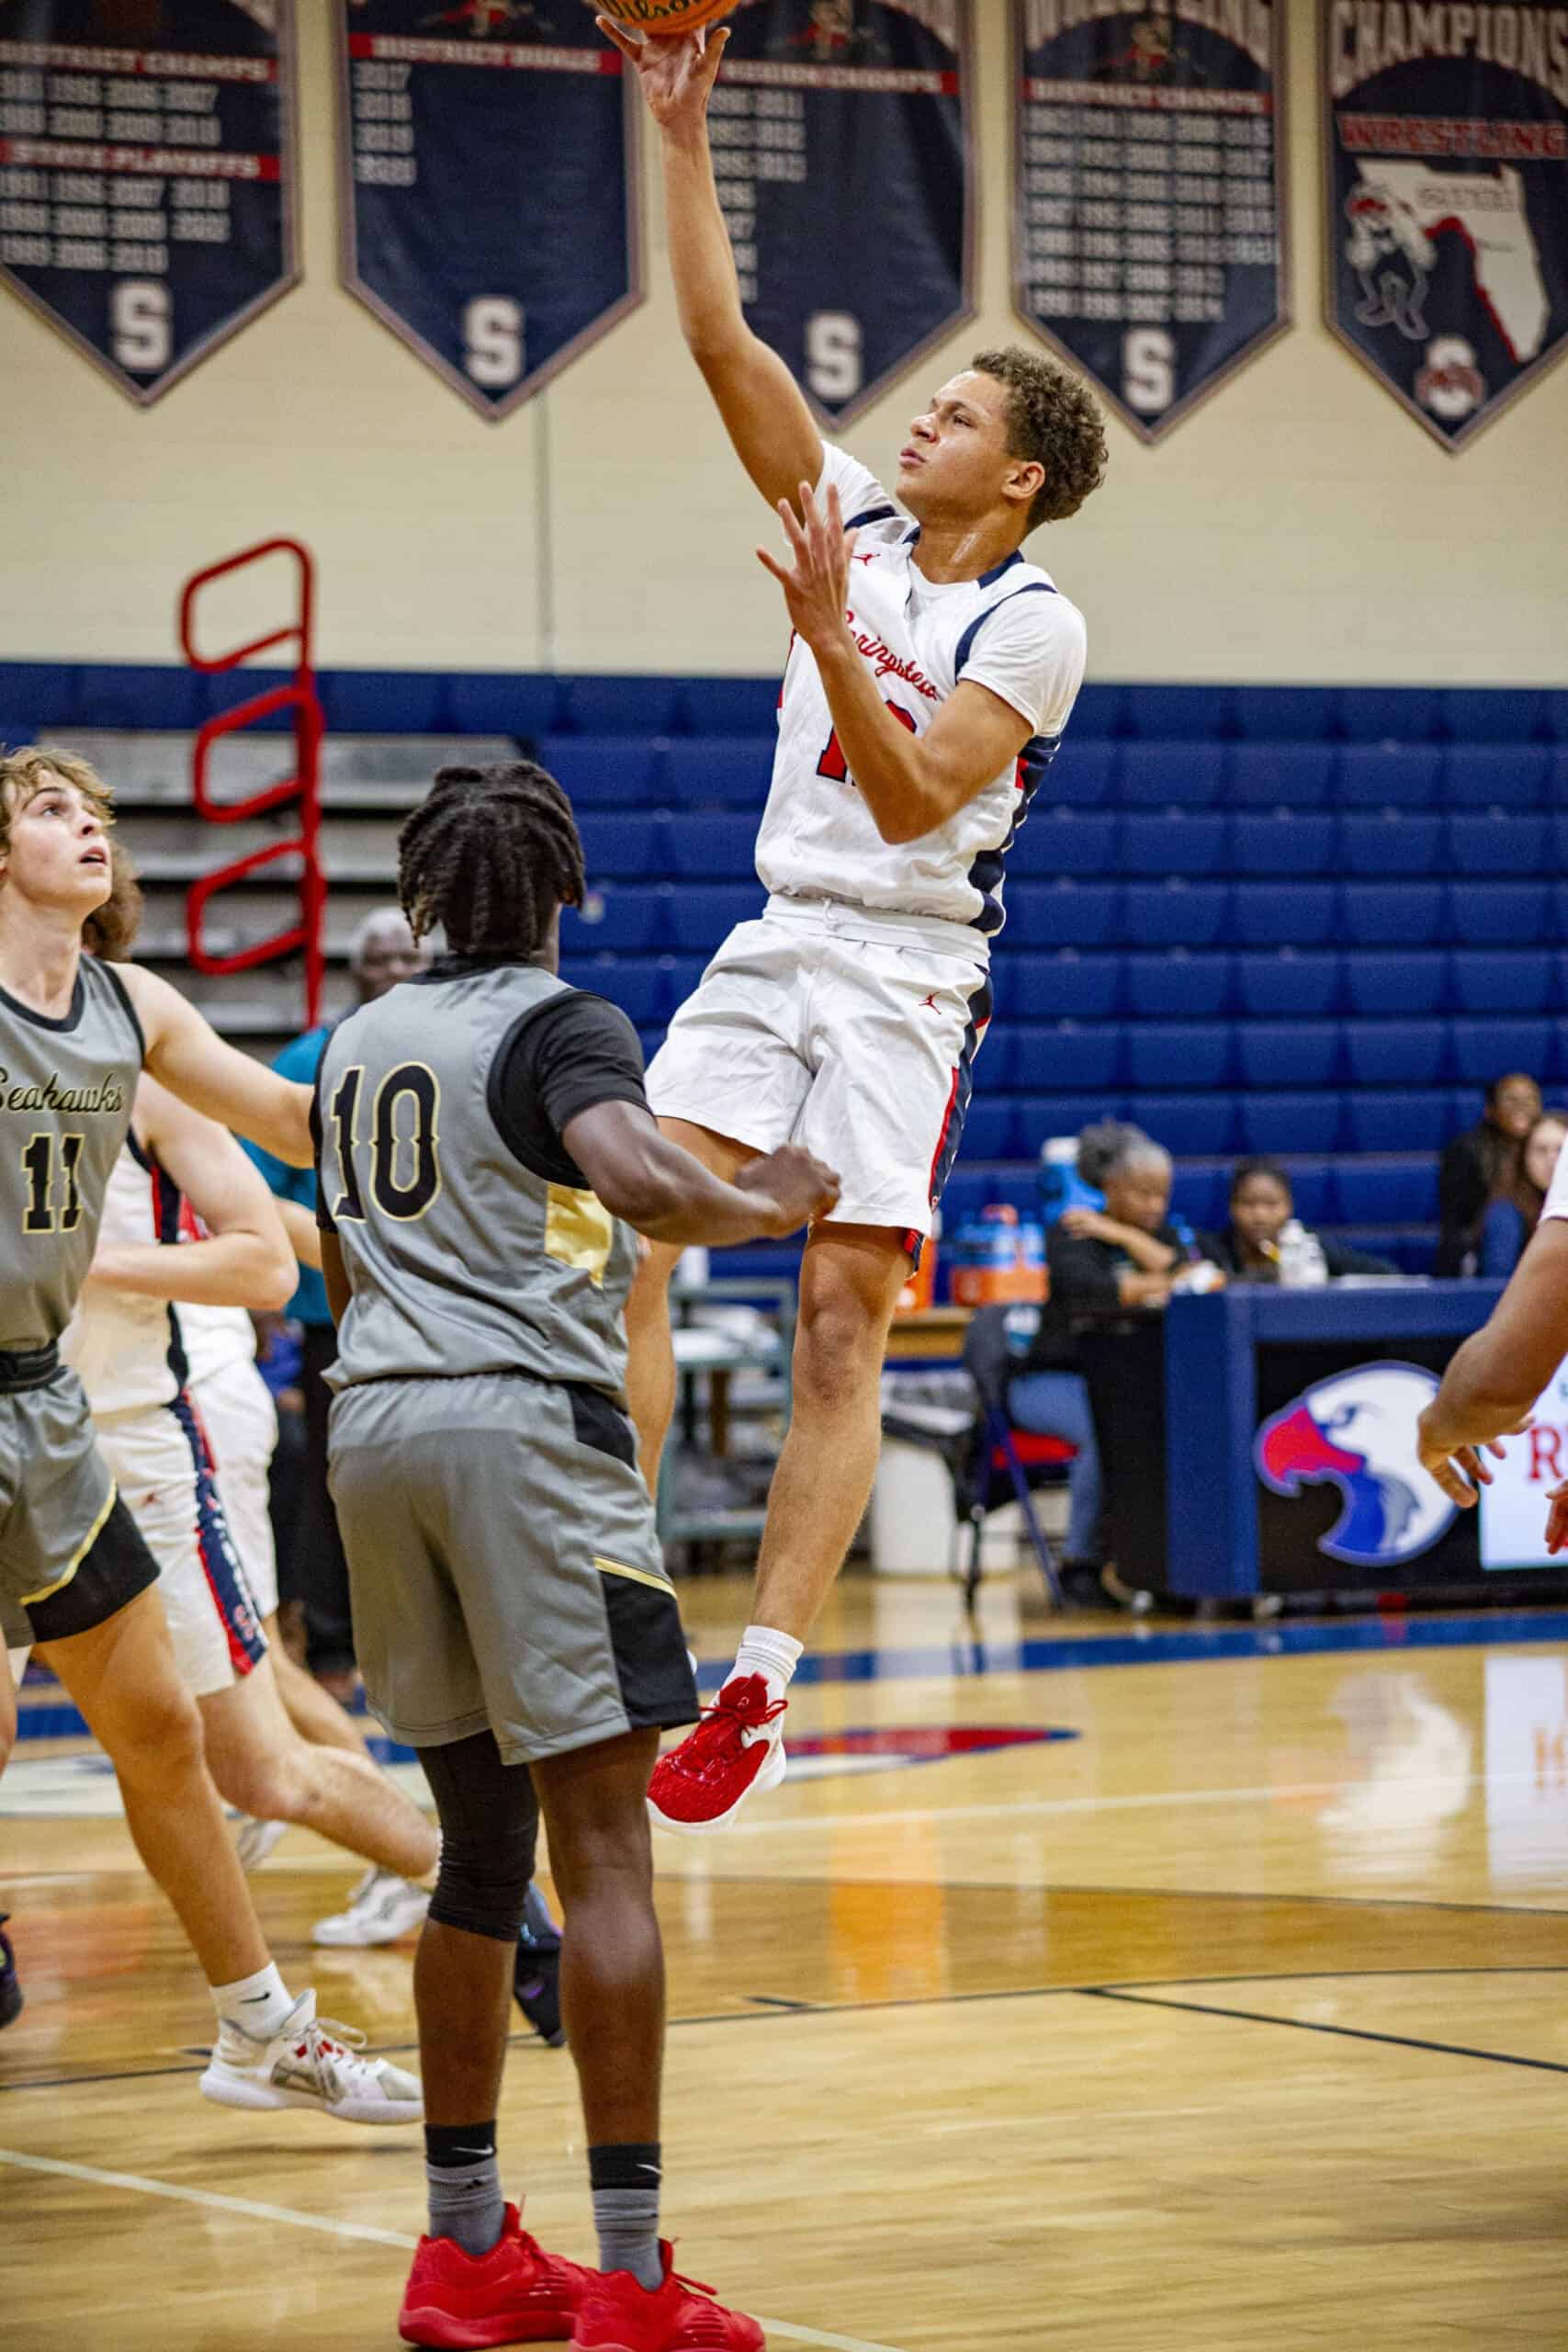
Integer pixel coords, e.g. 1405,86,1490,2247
180,1301,258,1391
60,1137,192,1417
754,444,1088,938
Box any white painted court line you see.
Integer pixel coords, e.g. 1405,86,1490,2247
0,2145,908,2352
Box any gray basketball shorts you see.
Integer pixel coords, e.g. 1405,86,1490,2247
0,1369,160,1645
327,1371,699,1767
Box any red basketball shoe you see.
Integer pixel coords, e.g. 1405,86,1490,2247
646,1676,787,1835
399,2203,591,2347
571,2245,764,2351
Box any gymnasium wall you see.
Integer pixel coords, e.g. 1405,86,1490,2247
2,5,1565,687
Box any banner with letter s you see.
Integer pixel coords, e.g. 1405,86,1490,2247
0,0,297,406
1012,0,1288,439
1323,0,1568,447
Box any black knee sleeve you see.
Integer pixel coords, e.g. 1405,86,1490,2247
419,1729,540,1944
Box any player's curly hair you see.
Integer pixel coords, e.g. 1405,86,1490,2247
971,346,1109,530
397,760,585,956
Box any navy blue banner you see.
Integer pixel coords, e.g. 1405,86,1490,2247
708,0,973,425
337,2,638,420
1012,0,1287,440
0,2,297,407
1324,0,1568,447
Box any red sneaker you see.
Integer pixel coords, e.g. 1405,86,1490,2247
647,1677,787,1836
571,2244,764,2351
399,2203,591,2347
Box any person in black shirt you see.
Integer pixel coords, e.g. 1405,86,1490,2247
1010,1134,1189,1596
1435,1070,1541,1276
1199,1159,1396,1282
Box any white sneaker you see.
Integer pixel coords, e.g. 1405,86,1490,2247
200,1989,422,2124
231,1815,288,1871
312,1864,431,1948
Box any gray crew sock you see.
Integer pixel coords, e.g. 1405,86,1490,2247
592,2187,662,2292
425,2154,506,2260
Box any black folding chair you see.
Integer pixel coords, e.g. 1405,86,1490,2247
955,1307,1070,1615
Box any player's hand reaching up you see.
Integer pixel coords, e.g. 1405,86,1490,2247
736,1144,841,1237
596,19,730,127
757,481,856,656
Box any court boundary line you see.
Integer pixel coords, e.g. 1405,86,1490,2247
1083,1985,1568,2075
0,2145,908,2352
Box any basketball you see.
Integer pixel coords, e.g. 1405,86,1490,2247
595,0,739,36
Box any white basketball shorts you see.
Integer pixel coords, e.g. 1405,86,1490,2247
645,896,992,1250
189,1355,281,1621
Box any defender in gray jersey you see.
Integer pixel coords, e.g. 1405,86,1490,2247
316,762,836,2352
0,750,421,2125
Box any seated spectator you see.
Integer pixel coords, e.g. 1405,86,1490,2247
1010,1131,1202,1607
1477,1110,1568,1277
1435,1071,1542,1276
1200,1159,1397,1283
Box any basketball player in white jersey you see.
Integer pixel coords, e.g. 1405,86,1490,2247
604,22,1109,1828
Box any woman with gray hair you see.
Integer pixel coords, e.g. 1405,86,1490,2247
1010,1128,1190,1608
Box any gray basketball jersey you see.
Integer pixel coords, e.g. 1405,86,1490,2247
0,956,143,1350
317,964,641,1400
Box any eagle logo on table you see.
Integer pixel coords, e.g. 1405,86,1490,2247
1254,1363,1457,1567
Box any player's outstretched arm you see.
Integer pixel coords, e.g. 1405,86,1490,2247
118,965,313,1168
564,1102,838,1246
83,1076,296,1311
1416,1218,1568,1503
601,19,822,513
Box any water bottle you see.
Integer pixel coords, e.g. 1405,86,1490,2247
1275,1217,1329,1287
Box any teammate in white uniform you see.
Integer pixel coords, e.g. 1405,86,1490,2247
605,22,1109,1830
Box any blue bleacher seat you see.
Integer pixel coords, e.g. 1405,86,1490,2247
660,736,775,808
1118,814,1229,876
1235,952,1340,1017
1124,952,1230,1017
576,812,665,879
677,678,780,735
1331,1162,1438,1226
1009,882,1120,947
1230,814,1337,876
558,956,665,1026
1025,812,1115,875
566,884,669,955
1339,687,1439,742
1122,685,1231,739
1450,1019,1552,1084
540,734,660,808
1126,1023,1233,1091
1233,686,1337,743
1126,1093,1239,1155
1341,1229,1437,1275
1067,683,1127,738
1547,694,1568,744
1009,954,1121,1020
668,884,761,952
1340,884,1446,945
666,814,758,879
1233,884,1337,946
1117,743,1225,807
1012,1026,1125,1091
1228,744,1335,808
1237,1024,1340,1088
1452,883,1551,943
1338,814,1443,876
1447,814,1549,874
1042,740,1117,808
1438,688,1544,744
637,1025,667,1065
1169,1165,1229,1227
446,673,561,739
1344,1021,1449,1085
976,1029,1016,1089
1278,1161,1332,1226
1342,950,1447,1016
1239,1094,1345,1153
1009,1093,1124,1150
1335,747,1441,808
1122,882,1230,947
1450,951,1553,1013
1442,745,1549,808
1345,1091,1453,1153
955,1099,1016,1160
558,676,682,734
661,956,708,1013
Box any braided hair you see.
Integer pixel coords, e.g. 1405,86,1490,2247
397,761,585,956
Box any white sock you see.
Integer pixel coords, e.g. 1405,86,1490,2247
211,1960,295,2040
731,1625,803,1707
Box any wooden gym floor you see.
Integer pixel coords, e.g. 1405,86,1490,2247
6,1571,1568,2350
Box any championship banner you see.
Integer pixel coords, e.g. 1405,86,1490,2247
0,2,297,407
707,0,973,426
1324,0,1568,447
336,2,638,421
1012,0,1288,440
